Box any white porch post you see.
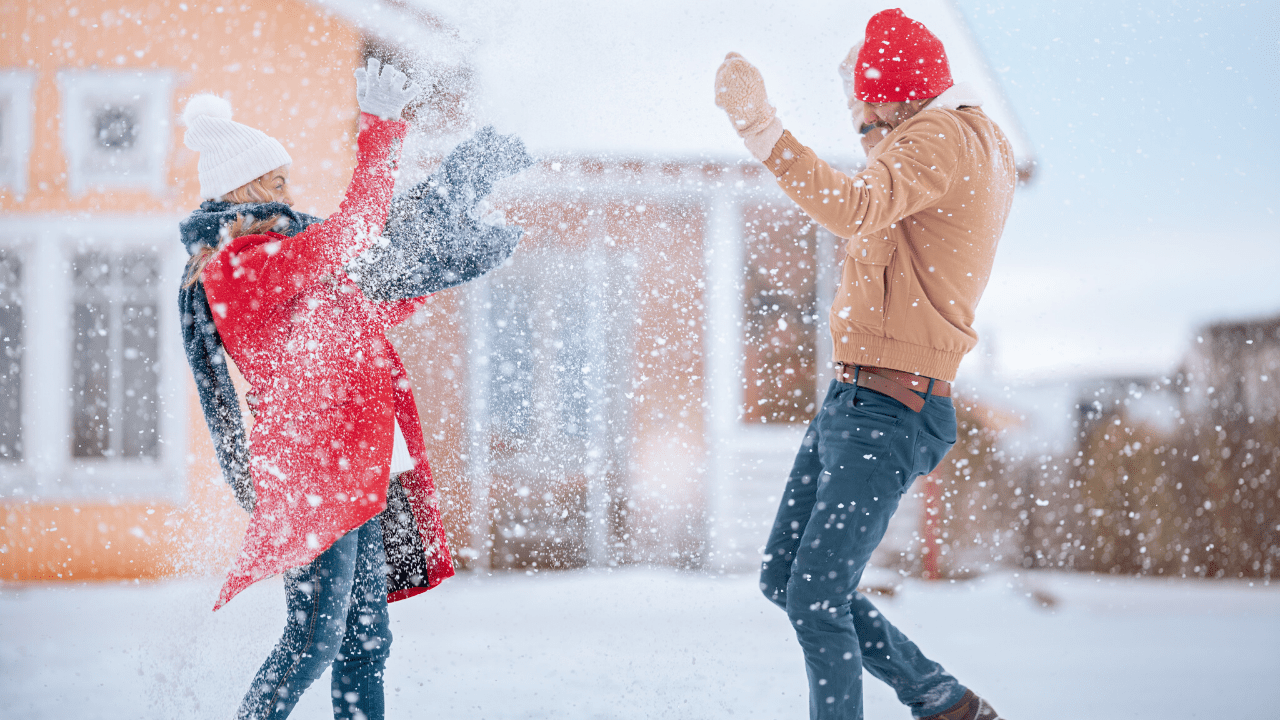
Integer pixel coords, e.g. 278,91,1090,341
24,228,70,493
701,190,744,570
463,279,494,571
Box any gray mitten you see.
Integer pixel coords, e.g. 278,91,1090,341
440,126,535,205
354,58,421,121
346,126,534,301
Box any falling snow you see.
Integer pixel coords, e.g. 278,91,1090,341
1,0,1278,718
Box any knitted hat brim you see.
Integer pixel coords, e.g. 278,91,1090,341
198,135,292,199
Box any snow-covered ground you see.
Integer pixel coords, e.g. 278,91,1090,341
2,568,1276,719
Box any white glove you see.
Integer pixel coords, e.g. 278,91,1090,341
354,58,421,121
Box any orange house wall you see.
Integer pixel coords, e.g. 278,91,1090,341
387,294,474,569
0,0,366,581
2,1,721,580
615,202,708,563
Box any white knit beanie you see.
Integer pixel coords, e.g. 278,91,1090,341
181,94,292,200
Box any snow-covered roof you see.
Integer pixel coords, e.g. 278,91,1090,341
408,0,1034,171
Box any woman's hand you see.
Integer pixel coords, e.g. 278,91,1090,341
354,58,421,121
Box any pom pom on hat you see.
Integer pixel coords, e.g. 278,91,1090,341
181,93,233,127
853,8,953,103
181,93,292,199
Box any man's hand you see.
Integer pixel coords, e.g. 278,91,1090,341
714,52,784,161
715,52,775,137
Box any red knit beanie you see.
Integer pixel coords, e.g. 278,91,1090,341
853,8,953,103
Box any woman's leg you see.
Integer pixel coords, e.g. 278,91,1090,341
236,528,361,720
330,515,392,720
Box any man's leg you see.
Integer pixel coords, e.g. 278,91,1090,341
782,380,905,720
853,392,968,717
760,381,834,610
781,383,964,719
851,592,966,717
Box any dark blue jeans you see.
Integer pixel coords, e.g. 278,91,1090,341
760,378,966,720
237,515,392,720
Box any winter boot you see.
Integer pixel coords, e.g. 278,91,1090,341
920,689,1003,720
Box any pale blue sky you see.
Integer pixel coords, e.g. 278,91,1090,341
954,0,1280,380
960,0,1277,230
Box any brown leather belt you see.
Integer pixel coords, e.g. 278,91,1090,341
834,363,950,412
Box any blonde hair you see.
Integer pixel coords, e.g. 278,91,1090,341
182,173,287,288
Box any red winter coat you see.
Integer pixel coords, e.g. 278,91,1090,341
202,113,455,610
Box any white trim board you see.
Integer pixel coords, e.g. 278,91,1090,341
0,70,36,198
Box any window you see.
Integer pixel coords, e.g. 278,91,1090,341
0,250,21,459
71,251,160,459
472,246,637,570
486,279,595,442
0,226,183,501
57,70,173,197
741,204,820,424
0,70,36,197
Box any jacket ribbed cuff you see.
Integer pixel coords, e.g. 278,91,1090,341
764,130,808,177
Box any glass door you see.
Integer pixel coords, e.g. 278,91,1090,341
471,245,636,570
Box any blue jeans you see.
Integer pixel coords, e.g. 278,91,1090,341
760,378,965,720
237,515,392,720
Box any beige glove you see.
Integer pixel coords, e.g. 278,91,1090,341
714,52,784,161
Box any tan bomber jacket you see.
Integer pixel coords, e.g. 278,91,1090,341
764,86,1016,382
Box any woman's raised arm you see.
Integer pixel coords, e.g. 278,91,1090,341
216,60,420,302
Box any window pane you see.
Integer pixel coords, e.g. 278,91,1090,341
120,250,159,290
487,284,535,437
742,205,819,424
72,300,110,457
93,104,139,150
119,251,160,457
70,251,161,459
0,251,21,460
83,98,148,174
121,302,158,457
74,251,110,289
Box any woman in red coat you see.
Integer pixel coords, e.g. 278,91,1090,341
178,60,452,720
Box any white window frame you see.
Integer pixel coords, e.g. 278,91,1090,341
56,70,174,198
0,70,36,197
0,217,187,502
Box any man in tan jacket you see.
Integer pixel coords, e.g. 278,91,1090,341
715,9,1015,720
